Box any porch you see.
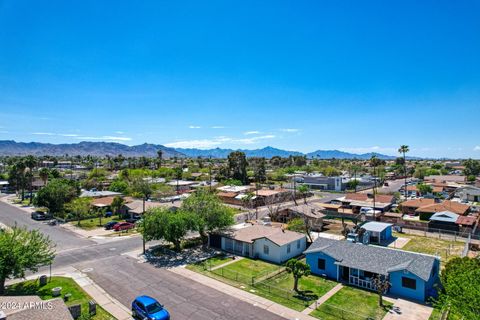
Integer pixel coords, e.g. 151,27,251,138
337,265,384,291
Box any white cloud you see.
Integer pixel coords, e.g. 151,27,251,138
32,132,55,136
189,125,201,129
474,146,480,151
244,131,261,135
211,126,225,129
75,136,132,142
165,134,276,149
279,128,300,133
59,133,80,137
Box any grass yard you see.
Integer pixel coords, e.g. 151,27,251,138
310,286,393,320
394,232,464,263
6,276,115,320
220,258,280,278
186,254,232,272
72,216,120,230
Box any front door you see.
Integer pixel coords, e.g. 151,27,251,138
341,266,350,281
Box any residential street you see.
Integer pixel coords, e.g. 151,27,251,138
0,198,286,320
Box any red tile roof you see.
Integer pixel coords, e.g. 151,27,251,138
456,215,477,226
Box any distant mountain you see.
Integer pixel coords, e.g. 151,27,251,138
0,140,414,159
306,150,397,160
176,146,303,158
0,140,184,158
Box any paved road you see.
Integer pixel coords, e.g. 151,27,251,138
1,199,286,320
0,199,95,252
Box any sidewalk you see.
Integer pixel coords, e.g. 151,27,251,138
6,267,131,320
169,266,318,320
302,283,343,314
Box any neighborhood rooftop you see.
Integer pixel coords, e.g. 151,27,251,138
225,224,305,246
304,237,438,281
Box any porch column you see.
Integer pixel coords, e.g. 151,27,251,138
336,264,340,281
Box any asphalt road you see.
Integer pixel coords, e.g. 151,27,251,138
1,199,286,320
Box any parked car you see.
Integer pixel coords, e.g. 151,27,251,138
31,211,50,220
113,222,135,231
125,214,142,224
132,296,170,320
104,221,119,230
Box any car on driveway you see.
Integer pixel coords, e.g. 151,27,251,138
104,221,118,230
132,295,170,320
112,222,135,231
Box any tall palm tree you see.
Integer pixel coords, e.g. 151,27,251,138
24,155,36,204
398,145,410,199
156,150,163,169
370,156,382,220
39,168,49,187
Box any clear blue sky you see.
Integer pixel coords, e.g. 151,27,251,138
0,1,479,158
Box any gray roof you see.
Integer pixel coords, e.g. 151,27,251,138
80,190,122,198
429,211,459,223
304,237,438,281
361,222,392,233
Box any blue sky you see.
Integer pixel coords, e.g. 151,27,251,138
0,1,479,158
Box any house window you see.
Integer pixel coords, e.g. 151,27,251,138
297,240,301,249
263,245,269,255
287,244,291,254
402,277,416,290
317,258,326,270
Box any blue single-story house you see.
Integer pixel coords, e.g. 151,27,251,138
361,221,393,244
304,237,440,302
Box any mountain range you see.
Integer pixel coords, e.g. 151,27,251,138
0,140,403,159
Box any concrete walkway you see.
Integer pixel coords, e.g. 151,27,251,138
6,267,132,320
210,256,244,271
170,266,318,320
383,296,433,320
301,283,343,314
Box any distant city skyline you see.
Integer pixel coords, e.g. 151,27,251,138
1,1,479,158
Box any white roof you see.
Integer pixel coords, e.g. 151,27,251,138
0,181,9,186
362,222,393,232
167,180,197,186
217,185,252,193
80,190,122,198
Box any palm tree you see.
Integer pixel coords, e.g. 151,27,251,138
15,160,26,201
398,145,410,199
298,185,309,204
24,155,36,204
39,168,50,187
157,150,163,169
370,156,382,220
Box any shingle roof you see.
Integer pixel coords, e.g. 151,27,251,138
0,297,73,320
304,237,438,281
400,198,435,208
226,225,305,246
416,200,470,215
344,193,394,204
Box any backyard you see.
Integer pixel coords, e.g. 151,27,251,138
393,232,464,263
310,286,393,320
6,276,115,320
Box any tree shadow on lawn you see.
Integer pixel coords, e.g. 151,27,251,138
6,280,39,296
292,290,318,302
146,245,223,269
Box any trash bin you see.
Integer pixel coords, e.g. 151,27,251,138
88,300,97,315
39,275,48,286
51,287,62,297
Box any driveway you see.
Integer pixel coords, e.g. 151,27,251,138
383,297,433,320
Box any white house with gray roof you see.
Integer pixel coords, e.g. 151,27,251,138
304,237,440,302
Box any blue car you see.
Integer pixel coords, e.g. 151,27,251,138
132,296,170,320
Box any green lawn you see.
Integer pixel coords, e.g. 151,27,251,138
220,258,280,278
6,276,115,320
310,286,393,320
186,254,232,272
72,216,120,230
394,232,464,263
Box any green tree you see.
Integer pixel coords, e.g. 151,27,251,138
24,155,36,204
285,258,310,293
252,157,267,184
227,151,248,185
463,159,480,177
436,257,480,320
140,208,194,251
181,189,235,244
39,167,50,186
110,196,125,220
33,179,79,215
156,150,163,169
109,179,129,194
297,185,309,204
68,197,92,226
0,226,55,294
417,183,433,195
398,145,409,197
131,179,153,253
